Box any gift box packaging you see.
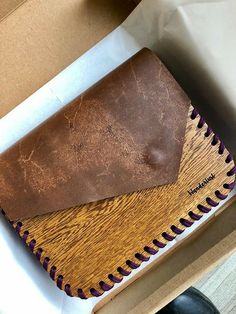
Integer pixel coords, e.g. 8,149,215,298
0,0,236,313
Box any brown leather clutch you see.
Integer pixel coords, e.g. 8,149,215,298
0,48,235,299
0,48,190,221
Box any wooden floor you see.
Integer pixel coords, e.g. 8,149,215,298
195,251,236,314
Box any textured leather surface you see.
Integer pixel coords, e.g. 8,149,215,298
0,48,190,220
157,287,220,314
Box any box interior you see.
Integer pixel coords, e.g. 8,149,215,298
0,0,136,118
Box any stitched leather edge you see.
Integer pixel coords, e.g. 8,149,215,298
1,107,236,298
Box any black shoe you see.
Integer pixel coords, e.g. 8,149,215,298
157,287,220,314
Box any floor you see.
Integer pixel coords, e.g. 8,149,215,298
195,251,236,314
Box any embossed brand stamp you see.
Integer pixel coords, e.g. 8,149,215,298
188,173,215,196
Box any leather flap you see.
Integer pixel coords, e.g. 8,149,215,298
0,48,190,220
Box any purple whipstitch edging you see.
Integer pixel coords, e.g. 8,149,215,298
0,107,235,299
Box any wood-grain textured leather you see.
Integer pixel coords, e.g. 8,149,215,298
0,48,190,220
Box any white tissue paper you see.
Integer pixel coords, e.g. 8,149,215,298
0,0,235,314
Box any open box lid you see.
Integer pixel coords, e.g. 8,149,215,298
0,0,137,118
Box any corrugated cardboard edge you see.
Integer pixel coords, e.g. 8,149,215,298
0,0,27,22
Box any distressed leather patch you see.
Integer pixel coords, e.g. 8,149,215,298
0,48,190,220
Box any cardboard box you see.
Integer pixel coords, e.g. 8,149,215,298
0,0,136,117
1,1,235,312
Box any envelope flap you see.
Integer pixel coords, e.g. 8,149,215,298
0,48,190,220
